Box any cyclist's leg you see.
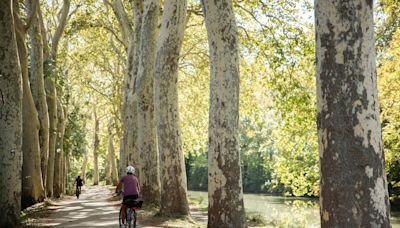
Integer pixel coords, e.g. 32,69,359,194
121,204,126,224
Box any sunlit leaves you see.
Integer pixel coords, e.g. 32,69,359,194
378,29,400,186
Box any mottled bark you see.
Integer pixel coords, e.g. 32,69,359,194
0,1,23,225
53,99,65,197
93,109,100,185
135,0,161,206
45,79,57,197
155,0,189,216
14,0,45,208
201,0,246,227
29,1,50,189
126,0,143,174
119,0,143,178
315,1,391,227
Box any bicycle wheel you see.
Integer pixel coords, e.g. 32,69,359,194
126,208,133,228
75,188,80,199
133,210,137,228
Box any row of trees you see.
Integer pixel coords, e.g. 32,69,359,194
113,0,245,225
1,1,73,225
0,0,245,226
0,0,120,226
1,0,398,227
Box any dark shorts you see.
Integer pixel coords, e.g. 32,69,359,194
122,194,142,208
123,194,139,203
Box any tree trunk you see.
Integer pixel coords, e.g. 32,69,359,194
0,1,23,225
111,119,119,186
93,109,100,185
42,0,70,197
53,99,65,197
155,0,189,216
105,124,112,185
315,1,391,226
14,0,45,208
61,105,67,194
81,148,89,182
29,1,50,190
63,152,68,193
106,123,118,185
135,0,161,206
110,141,119,186
46,79,58,197
119,0,143,178
126,0,144,176
201,0,246,226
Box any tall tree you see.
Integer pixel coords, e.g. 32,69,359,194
29,0,50,189
45,78,58,197
135,0,161,205
43,0,70,197
0,1,23,225
14,0,46,208
315,0,391,226
125,0,143,176
54,99,66,197
201,0,246,226
104,0,143,177
155,0,189,215
93,109,100,185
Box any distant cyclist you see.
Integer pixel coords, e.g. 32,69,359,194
115,166,140,224
75,176,83,194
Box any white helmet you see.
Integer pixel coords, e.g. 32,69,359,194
126,166,135,174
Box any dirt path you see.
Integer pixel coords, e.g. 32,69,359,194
41,186,206,227
46,186,120,227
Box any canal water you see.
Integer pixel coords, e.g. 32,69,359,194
188,191,400,227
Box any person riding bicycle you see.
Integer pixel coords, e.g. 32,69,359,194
115,166,140,224
75,176,83,194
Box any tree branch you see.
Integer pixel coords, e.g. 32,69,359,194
106,0,133,48
24,0,39,32
51,0,71,60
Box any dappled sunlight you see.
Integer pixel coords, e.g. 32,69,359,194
45,186,121,227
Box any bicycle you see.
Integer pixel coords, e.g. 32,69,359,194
75,186,81,199
118,198,143,228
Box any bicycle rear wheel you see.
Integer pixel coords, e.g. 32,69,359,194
133,210,137,228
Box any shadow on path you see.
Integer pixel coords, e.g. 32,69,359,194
45,186,120,227
32,185,207,227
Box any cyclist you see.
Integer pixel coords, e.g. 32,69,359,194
115,166,140,224
75,176,83,194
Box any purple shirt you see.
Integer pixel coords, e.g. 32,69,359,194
121,174,139,196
